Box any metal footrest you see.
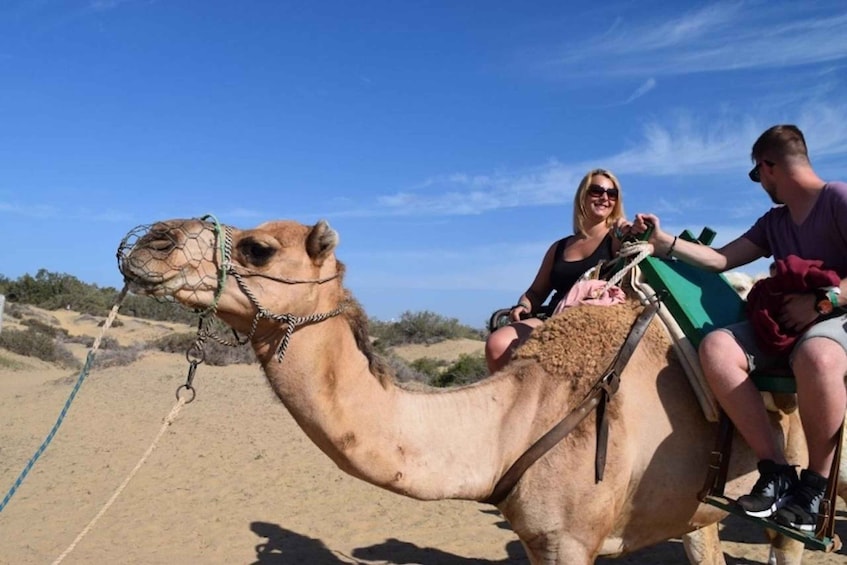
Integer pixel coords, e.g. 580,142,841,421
702,495,841,552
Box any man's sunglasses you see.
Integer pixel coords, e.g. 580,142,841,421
748,160,775,183
587,184,619,199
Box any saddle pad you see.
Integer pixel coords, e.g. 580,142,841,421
630,267,721,422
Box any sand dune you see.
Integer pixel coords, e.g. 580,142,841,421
0,308,845,564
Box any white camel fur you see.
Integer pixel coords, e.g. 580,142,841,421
120,218,813,565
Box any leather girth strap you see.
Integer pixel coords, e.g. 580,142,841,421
483,300,660,506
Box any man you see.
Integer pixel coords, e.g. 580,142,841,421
633,124,847,531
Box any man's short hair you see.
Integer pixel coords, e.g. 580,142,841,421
751,124,809,165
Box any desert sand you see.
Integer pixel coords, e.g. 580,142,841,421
1,308,845,564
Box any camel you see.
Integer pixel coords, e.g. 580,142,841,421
118,217,812,565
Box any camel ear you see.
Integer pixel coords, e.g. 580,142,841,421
306,219,338,264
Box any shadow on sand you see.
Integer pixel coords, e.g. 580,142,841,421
250,508,847,564
249,520,527,564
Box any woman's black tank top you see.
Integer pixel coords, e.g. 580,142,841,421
547,233,614,309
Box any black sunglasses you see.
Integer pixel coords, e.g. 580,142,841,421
748,160,775,183
587,184,619,199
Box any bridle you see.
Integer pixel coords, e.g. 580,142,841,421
193,215,347,364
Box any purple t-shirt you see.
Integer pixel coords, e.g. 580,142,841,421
743,181,847,277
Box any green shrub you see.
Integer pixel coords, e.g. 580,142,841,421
370,310,484,346
409,357,446,380
431,353,488,387
384,354,427,383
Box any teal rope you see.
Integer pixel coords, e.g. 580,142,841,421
0,286,126,514
0,350,97,513
199,213,228,315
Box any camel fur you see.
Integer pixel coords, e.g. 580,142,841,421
120,218,813,565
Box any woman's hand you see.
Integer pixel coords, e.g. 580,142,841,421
510,304,530,322
611,218,634,241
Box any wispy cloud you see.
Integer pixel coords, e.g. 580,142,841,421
542,3,847,77
0,201,59,219
622,78,656,104
0,201,133,222
325,99,847,218
87,0,151,12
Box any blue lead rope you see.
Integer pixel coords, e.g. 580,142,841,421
0,349,97,513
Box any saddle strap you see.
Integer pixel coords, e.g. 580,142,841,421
483,301,660,505
817,418,845,540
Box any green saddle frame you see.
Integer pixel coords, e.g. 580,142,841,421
638,228,795,393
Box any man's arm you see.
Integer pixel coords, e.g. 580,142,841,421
633,213,766,272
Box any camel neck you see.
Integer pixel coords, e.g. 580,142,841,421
256,319,549,501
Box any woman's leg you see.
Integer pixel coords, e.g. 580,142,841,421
485,319,542,373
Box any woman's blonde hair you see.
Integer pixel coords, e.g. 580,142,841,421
572,168,625,236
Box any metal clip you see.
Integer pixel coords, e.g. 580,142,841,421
176,359,199,403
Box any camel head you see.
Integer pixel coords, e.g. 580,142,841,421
118,216,345,335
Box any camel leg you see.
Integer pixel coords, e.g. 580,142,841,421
682,525,726,565
764,530,804,565
681,524,804,565
838,417,847,504
520,535,594,565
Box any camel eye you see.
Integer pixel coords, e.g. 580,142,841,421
238,239,276,266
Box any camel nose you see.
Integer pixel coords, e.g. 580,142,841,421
117,223,153,279
116,222,181,281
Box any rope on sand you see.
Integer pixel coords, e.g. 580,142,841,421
0,286,128,514
51,398,186,565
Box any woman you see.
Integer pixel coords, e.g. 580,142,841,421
485,168,628,373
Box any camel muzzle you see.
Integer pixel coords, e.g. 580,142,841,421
116,217,229,310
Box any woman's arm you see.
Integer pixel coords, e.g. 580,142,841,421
511,241,557,320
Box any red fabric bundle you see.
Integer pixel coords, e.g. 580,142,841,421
745,255,841,355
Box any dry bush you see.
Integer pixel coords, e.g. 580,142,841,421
21,318,70,338
91,344,145,369
385,353,428,384
4,302,28,320
0,328,80,369
151,332,256,366
0,353,26,370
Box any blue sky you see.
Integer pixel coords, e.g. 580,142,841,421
2,1,847,327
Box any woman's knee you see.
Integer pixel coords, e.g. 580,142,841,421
486,327,517,361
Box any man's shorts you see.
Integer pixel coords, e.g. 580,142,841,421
718,313,847,373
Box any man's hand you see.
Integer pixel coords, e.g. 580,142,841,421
632,213,675,256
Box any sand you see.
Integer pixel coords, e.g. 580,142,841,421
0,308,845,564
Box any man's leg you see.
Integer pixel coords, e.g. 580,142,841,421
774,331,847,531
699,329,785,463
700,327,798,517
790,337,847,475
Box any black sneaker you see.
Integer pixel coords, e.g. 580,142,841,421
774,469,828,532
736,459,798,518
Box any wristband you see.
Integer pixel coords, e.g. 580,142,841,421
666,236,677,258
